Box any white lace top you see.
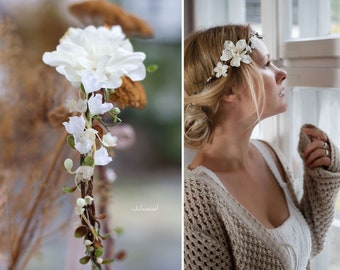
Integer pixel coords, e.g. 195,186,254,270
253,140,312,270
199,140,312,270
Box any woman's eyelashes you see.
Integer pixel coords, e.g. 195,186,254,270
264,61,271,68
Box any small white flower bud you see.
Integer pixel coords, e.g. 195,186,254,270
84,239,93,246
75,205,85,215
96,257,103,264
112,107,120,114
64,158,73,172
102,133,118,147
84,195,94,205
76,198,86,208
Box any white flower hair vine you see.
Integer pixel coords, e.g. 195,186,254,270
207,33,262,82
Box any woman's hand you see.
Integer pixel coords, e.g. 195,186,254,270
302,127,331,169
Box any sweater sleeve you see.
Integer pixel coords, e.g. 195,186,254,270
297,124,340,257
184,177,234,270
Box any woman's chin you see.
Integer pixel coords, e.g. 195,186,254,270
262,105,288,119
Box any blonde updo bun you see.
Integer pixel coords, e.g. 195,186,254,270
184,24,265,150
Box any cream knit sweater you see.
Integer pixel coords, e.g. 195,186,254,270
184,125,340,270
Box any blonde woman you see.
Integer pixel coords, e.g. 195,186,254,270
184,24,340,270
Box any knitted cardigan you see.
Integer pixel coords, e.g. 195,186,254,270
184,125,340,270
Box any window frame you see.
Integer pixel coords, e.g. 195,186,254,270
261,0,340,269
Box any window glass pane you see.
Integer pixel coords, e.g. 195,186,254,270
290,0,340,39
246,0,262,33
284,87,340,269
292,0,299,38
331,0,340,34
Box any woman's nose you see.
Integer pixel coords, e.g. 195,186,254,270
277,68,287,84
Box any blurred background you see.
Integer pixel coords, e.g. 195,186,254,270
0,0,182,269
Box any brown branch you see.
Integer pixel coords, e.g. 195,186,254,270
9,131,68,270
97,166,114,270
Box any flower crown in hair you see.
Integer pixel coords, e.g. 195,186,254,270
207,33,262,82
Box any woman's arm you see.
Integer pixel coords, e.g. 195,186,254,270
184,177,234,269
298,124,340,257
184,224,234,269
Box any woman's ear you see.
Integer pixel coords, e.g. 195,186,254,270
221,89,239,104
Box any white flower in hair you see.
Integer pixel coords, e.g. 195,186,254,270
213,62,229,78
210,34,261,81
249,36,259,50
221,39,251,67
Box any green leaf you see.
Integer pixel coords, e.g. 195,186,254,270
80,83,86,94
74,226,88,238
66,135,75,149
109,116,122,126
79,256,91,264
93,115,103,121
94,247,103,257
147,64,158,73
86,245,94,253
91,262,101,270
101,233,110,240
104,89,110,101
83,155,94,166
102,259,114,265
62,186,77,194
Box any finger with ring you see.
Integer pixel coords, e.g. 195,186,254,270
323,141,328,149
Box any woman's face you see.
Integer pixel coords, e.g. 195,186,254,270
252,39,288,119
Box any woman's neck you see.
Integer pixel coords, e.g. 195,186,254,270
189,121,256,172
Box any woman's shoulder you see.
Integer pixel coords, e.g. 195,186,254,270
184,167,229,233
184,166,225,195
184,166,226,209
184,167,214,195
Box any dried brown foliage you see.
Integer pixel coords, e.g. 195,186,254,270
107,76,147,109
0,15,73,163
0,16,74,270
69,0,154,38
0,134,73,270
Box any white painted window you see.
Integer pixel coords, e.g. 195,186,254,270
260,1,340,269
